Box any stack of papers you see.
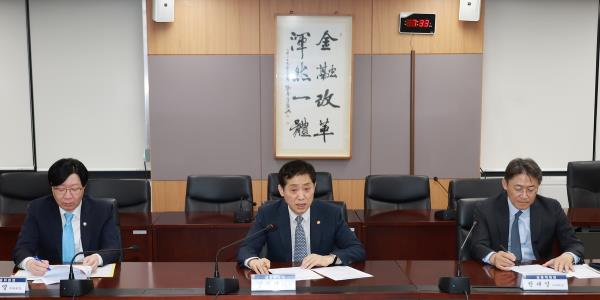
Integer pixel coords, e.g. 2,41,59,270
269,266,373,281
13,264,116,285
511,264,600,279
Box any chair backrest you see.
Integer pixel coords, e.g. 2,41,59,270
448,178,503,210
94,197,123,260
267,172,334,201
567,161,600,208
185,175,253,213
85,179,151,213
364,175,430,210
456,197,486,261
0,172,51,213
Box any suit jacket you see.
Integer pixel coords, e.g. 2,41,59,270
237,199,365,265
13,195,121,265
471,192,584,261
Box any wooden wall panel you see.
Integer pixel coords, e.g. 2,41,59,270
372,0,484,54
152,178,449,212
259,0,372,54
147,0,260,54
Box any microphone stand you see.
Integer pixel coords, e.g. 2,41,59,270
438,221,478,294
60,245,138,297
205,224,276,295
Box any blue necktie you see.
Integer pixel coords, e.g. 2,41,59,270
293,215,308,262
62,212,75,264
510,210,523,262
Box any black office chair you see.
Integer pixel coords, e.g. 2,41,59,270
266,172,334,201
456,197,487,261
364,175,430,210
447,178,503,210
85,179,151,213
185,175,253,213
567,161,600,208
94,197,123,260
0,172,51,213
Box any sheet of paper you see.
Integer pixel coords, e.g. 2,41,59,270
268,267,323,281
511,264,563,276
312,266,373,281
12,264,113,285
567,264,600,279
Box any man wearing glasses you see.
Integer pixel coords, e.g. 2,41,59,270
471,158,583,272
13,158,120,276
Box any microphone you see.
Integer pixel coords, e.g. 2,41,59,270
438,221,478,294
433,177,456,220
234,197,255,223
60,245,139,297
205,223,277,295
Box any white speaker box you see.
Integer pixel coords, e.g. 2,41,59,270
459,0,480,22
153,0,174,22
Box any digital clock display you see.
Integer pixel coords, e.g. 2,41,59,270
399,13,436,34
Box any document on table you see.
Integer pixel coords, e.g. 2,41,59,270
312,266,373,281
511,264,600,279
268,267,323,281
13,263,116,285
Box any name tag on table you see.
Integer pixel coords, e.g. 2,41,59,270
251,274,295,291
520,274,568,291
0,277,27,294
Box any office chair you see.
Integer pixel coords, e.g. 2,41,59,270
0,172,51,213
448,178,503,210
567,161,600,208
456,197,487,261
85,179,151,213
185,175,253,213
267,172,334,201
364,175,430,210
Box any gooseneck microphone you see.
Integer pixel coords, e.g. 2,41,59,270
206,223,277,295
60,245,139,297
439,221,478,294
433,177,456,220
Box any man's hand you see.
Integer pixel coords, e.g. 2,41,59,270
82,255,100,272
25,259,49,276
301,254,335,269
249,258,271,274
491,251,517,271
543,252,575,273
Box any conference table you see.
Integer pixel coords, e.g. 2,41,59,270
2,260,600,299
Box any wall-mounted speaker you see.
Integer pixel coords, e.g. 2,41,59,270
459,0,480,22
152,0,174,23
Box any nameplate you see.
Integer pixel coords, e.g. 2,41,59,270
520,274,568,291
0,277,27,294
132,230,147,235
251,274,295,291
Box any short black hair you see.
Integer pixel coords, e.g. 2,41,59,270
278,160,316,187
47,158,89,187
504,158,542,184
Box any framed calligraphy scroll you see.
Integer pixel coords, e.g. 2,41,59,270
275,15,352,159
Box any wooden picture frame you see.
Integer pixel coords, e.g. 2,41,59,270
274,15,353,159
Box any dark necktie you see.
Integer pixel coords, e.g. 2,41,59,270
510,210,523,262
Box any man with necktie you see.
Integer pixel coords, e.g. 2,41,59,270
471,158,583,272
13,158,121,276
237,160,365,274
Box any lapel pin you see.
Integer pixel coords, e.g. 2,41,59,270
83,222,87,227
317,220,321,224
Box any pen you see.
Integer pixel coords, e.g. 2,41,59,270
498,245,520,266
33,256,51,271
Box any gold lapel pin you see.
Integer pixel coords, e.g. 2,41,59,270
317,220,321,224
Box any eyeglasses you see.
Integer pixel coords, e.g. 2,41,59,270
52,186,84,196
511,185,538,195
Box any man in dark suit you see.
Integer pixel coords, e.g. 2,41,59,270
238,160,365,274
471,158,583,272
13,158,120,276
